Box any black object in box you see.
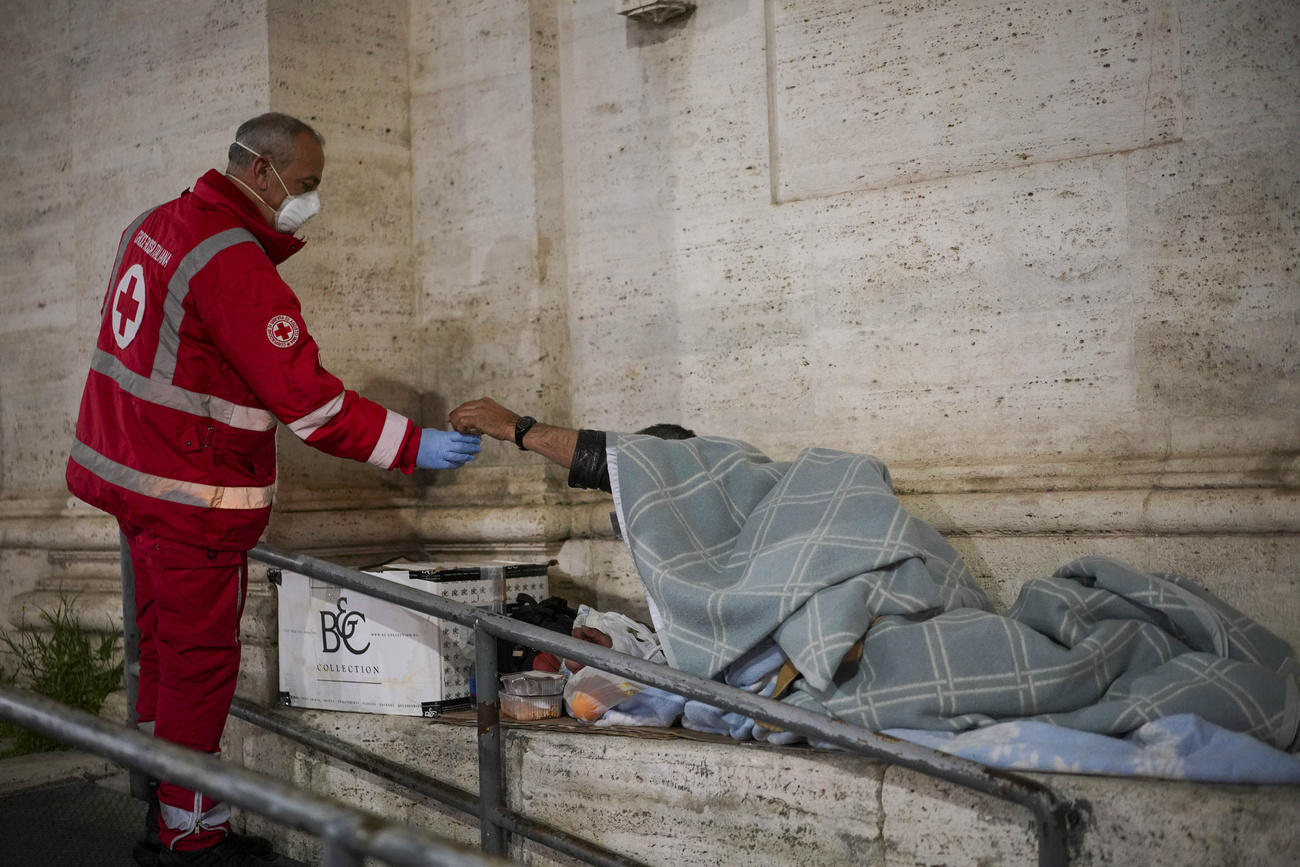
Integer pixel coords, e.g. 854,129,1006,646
401,563,550,582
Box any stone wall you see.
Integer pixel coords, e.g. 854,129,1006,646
0,0,275,626
0,0,430,637
1,0,1297,679
414,0,1300,648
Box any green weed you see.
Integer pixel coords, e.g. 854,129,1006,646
0,594,123,757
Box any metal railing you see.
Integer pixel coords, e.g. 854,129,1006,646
248,544,1082,867
0,685,500,867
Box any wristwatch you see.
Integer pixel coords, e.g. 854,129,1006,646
514,416,538,450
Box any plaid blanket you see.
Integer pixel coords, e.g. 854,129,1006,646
612,436,1300,751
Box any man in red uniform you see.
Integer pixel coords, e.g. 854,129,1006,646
67,112,481,866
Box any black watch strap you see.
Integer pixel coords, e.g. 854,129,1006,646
514,416,538,450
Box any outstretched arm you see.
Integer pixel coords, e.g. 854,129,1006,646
448,397,579,469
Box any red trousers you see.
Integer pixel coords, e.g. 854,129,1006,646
121,521,247,851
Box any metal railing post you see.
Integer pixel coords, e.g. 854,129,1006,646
475,621,506,857
118,530,151,801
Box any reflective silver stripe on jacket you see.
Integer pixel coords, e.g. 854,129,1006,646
91,350,275,431
100,208,157,324
287,391,345,440
366,409,408,468
153,228,260,382
284,393,414,467
70,440,275,510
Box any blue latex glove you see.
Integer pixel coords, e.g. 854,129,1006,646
417,428,481,469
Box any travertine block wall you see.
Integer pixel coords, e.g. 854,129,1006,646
1,0,268,501
1,1,1297,662
413,0,576,506
0,0,427,629
415,0,1298,646
265,0,424,507
0,0,276,624
540,0,1298,462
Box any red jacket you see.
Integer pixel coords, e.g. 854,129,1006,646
67,170,420,550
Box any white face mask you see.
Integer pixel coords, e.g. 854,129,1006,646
233,141,321,233
270,187,320,234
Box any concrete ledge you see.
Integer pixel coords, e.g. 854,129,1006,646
4,483,1299,550
226,706,1300,866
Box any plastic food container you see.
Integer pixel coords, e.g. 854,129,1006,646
500,671,566,696
498,671,566,721
500,692,564,721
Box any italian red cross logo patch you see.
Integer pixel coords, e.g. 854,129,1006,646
266,314,300,348
111,264,147,350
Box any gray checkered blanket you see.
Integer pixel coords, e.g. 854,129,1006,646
612,435,1300,750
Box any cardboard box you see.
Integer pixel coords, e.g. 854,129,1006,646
274,560,549,717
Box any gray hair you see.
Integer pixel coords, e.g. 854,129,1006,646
227,112,325,172
636,423,696,440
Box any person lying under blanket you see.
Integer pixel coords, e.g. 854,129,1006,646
447,398,1300,782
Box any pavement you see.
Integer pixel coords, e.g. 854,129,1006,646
0,775,148,866
0,749,148,866
0,750,304,866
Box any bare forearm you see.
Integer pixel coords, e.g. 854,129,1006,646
517,422,578,469
447,397,578,468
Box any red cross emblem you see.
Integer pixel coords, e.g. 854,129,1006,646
115,287,139,334
111,264,146,350
266,314,300,348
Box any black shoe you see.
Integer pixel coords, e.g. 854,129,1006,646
134,786,275,867
133,841,160,867
156,835,282,866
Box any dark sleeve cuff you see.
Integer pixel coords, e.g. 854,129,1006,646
567,429,611,493
393,420,421,474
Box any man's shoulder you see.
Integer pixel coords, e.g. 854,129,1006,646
140,197,271,274
142,183,251,235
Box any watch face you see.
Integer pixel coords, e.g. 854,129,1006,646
515,416,537,448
